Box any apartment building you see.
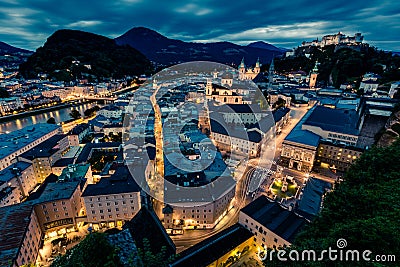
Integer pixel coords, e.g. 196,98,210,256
0,161,36,207
0,204,42,267
82,166,142,229
18,134,69,183
239,196,308,250
0,123,61,169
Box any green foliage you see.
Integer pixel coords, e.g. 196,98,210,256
264,140,400,267
391,123,400,135
135,238,175,267
0,88,10,98
84,105,100,117
51,233,122,267
19,29,152,80
47,117,56,124
69,109,81,120
88,152,116,172
273,46,400,87
272,98,286,110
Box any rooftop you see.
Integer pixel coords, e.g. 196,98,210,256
0,203,34,267
296,178,331,220
19,134,67,159
303,105,360,136
75,142,121,163
52,157,75,168
69,123,89,135
0,161,32,186
170,224,252,267
123,207,176,258
82,166,140,197
28,180,81,204
210,115,268,143
0,123,61,160
285,106,320,147
241,196,308,242
58,163,91,181
273,107,290,123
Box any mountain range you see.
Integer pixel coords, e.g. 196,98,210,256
115,27,285,66
7,27,287,79
0,41,32,56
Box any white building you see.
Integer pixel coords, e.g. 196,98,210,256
0,124,62,170
97,105,123,119
0,162,36,207
0,97,24,115
239,196,308,250
82,166,142,229
389,81,400,98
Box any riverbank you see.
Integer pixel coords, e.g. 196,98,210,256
0,100,95,123
0,84,139,125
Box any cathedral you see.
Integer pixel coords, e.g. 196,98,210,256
238,58,261,80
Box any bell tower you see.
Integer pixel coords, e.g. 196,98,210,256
238,58,246,80
254,57,260,74
309,61,319,89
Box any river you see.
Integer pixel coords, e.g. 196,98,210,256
0,102,105,133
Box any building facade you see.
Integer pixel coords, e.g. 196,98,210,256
0,124,61,170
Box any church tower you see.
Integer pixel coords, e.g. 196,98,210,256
254,57,261,74
309,61,319,89
238,58,246,80
268,58,275,90
206,78,213,96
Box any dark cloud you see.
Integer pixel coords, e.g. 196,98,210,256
0,0,399,51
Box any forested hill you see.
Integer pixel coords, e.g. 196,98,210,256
269,46,400,88
19,29,152,81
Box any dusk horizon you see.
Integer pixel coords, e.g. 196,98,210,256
1,0,400,51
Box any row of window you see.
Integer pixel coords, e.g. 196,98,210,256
90,206,134,214
88,194,135,201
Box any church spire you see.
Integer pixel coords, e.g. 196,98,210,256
239,57,245,68
255,57,260,68
312,60,319,73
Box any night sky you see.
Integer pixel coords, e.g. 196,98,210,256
1,0,399,51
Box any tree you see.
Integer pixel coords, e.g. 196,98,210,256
0,88,10,98
135,238,175,267
47,117,56,124
263,139,400,267
51,233,122,267
69,109,81,120
272,98,286,110
84,106,100,117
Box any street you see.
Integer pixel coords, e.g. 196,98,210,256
171,105,339,252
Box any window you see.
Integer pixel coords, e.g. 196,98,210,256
274,238,278,243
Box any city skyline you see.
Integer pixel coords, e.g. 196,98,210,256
0,0,399,51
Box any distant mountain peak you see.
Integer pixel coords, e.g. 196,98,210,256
120,27,169,41
115,27,284,66
247,41,285,52
0,41,32,55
